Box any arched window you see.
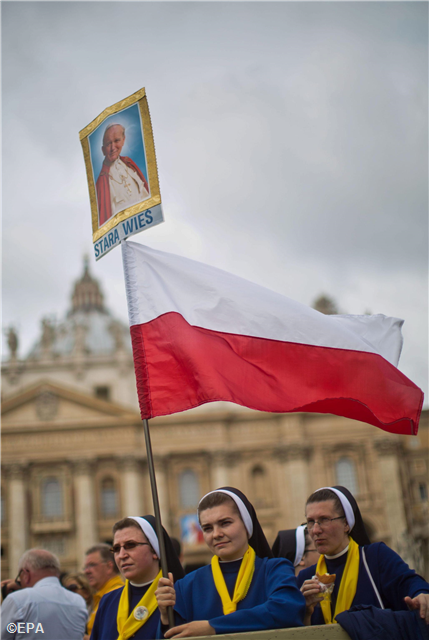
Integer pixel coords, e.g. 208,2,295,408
1,490,5,526
419,482,428,502
101,477,118,518
251,465,268,506
41,477,63,518
336,457,358,495
179,469,200,509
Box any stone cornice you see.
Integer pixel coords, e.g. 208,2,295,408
321,442,365,454
120,455,144,472
71,459,94,475
3,462,28,479
374,439,401,456
211,451,238,467
273,444,312,462
1,380,139,419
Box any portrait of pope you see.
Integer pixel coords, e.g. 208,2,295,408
95,123,150,226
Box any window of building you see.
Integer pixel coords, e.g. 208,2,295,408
179,469,200,509
101,477,118,518
41,477,63,518
1,491,5,526
94,386,110,401
419,483,428,502
40,536,66,557
335,457,358,495
251,465,268,506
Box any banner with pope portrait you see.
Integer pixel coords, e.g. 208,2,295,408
79,88,164,260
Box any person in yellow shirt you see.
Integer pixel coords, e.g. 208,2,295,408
84,543,123,638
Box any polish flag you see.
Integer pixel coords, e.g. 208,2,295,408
122,241,423,435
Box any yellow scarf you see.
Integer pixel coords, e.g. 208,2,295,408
87,574,124,635
211,546,256,615
316,537,360,625
116,570,161,640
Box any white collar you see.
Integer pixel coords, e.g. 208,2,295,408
325,543,349,560
219,556,244,563
130,578,154,587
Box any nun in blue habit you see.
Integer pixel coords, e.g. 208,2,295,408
297,486,429,627
155,487,305,638
272,525,320,576
90,515,184,640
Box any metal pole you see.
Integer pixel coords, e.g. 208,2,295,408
142,418,175,629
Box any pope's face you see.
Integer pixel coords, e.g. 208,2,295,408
102,126,125,165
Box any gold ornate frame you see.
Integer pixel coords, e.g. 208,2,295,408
79,87,161,244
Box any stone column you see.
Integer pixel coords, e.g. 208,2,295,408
73,461,97,562
153,457,170,531
375,439,407,551
212,452,230,488
121,456,144,516
277,445,311,528
7,464,28,572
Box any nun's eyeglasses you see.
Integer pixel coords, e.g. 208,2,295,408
110,542,150,554
306,516,346,530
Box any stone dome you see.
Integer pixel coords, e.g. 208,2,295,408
27,257,131,359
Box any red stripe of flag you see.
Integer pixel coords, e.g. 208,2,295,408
130,312,423,435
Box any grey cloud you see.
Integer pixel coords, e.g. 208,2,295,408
2,1,427,400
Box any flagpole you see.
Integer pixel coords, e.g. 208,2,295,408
121,239,174,627
142,417,175,629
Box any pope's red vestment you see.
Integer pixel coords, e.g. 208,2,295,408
96,156,149,226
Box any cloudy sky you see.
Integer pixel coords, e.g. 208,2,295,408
2,1,428,403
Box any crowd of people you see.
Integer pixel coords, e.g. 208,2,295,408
1,485,428,640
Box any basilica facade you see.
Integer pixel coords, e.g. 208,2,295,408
2,260,428,579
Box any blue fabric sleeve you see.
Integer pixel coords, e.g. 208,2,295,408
208,559,305,633
296,565,315,589
172,580,192,627
156,586,187,639
89,600,102,640
366,542,429,608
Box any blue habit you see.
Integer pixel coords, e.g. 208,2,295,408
336,605,429,640
160,555,305,636
296,542,429,625
90,583,160,640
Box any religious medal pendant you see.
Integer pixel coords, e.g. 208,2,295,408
134,605,149,621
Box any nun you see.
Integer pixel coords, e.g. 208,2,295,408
90,515,184,640
272,525,320,575
155,487,305,638
297,486,429,626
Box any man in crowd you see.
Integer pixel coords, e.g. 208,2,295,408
95,123,150,226
84,543,123,638
1,548,87,640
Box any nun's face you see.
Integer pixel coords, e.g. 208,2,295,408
113,526,159,583
200,503,249,561
295,535,320,575
306,500,350,556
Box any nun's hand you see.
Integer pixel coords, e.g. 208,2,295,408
404,593,429,624
300,578,323,625
155,572,176,625
164,621,215,638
